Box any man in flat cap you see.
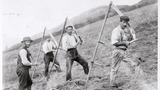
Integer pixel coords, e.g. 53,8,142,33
16,37,38,90
42,38,62,77
62,26,89,81
110,15,137,88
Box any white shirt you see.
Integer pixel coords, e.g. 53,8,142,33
19,49,32,66
111,25,136,45
62,34,80,51
42,40,57,54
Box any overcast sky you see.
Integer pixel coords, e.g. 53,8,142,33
2,0,141,49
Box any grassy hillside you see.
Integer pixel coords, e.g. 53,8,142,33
3,1,157,90
5,0,157,52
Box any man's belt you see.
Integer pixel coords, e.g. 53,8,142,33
67,48,76,51
113,45,127,51
46,51,54,55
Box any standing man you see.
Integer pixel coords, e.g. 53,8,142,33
42,38,62,77
110,16,136,87
62,26,89,81
16,37,38,90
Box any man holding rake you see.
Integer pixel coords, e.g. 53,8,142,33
62,26,89,81
110,15,137,88
42,38,62,77
16,37,38,90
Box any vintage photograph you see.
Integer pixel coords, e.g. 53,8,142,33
2,0,158,90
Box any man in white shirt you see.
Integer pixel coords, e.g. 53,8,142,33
16,37,38,90
62,26,89,81
42,38,62,77
110,16,137,88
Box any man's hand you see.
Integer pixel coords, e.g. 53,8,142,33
59,47,67,51
125,39,138,47
72,42,79,48
99,41,107,47
51,49,57,52
129,39,138,44
75,42,79,47
125,41,131,47
78,36,83,44
32,63,40,66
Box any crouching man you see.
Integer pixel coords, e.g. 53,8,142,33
110,16,137,88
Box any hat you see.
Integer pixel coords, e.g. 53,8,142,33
66,25,73,30
46,38,51,41
120,15,130,22
21,37,33,43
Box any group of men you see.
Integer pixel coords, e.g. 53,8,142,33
16,15,137,90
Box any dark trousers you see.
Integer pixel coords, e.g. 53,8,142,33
16,67,32,90
44,52,61,77
66,48,89,81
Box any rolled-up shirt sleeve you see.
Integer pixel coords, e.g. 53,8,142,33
130,27,136,40
51,41,57,49
19,49,32,66
73,34,80,43
42,43,48,54
42,41,57,54
111,28,120,45
62,35,68,51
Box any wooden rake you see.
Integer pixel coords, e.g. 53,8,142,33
84,1,112,89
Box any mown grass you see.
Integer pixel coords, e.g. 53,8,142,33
3,3,157,90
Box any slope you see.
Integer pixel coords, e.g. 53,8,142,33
3,2,157,90
5,0,157,52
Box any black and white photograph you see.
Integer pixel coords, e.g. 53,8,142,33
2,0,158,90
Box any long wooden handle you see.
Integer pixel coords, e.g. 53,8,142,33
85,2,112,88
32,27,46,79
67,18,83,44
46,17,68,81
47,30,58,47
111,3,123,16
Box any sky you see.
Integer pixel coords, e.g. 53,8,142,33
1,0,141,49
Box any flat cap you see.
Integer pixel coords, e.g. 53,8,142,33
66,25,73,30
120,15,130,22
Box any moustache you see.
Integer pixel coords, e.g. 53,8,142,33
122,25,127,29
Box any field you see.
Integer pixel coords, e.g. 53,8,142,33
3,2,157,90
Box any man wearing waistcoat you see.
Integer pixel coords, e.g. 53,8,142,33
110,16,137,88
16,37,38,90
62,26,89,81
